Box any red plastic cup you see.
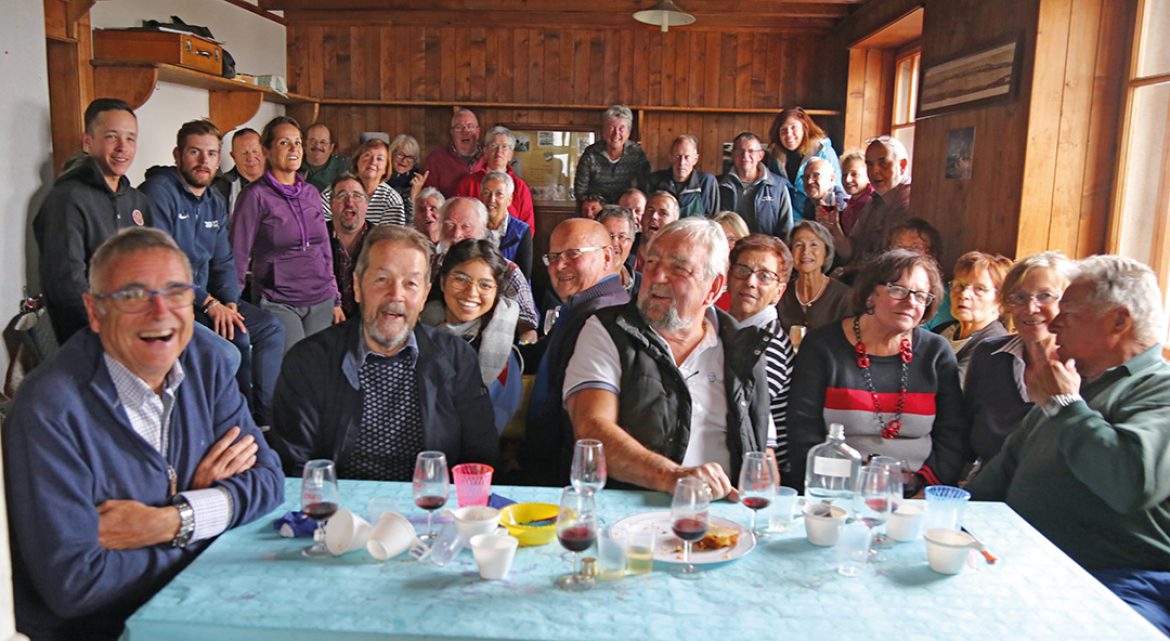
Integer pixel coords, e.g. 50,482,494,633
452,463,494,507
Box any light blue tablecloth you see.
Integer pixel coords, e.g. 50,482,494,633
122,479,1164,640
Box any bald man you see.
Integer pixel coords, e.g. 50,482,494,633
523,219,630,485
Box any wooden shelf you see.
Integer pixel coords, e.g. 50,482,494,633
92,60,319,131
316,97,840,117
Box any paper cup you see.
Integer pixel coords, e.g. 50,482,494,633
886,503,925,542
366,512,417,561
454,506,501,544
924,528,976,574
325,508,373,556
803,504,847,546
470,533,519,580
452,463,494,507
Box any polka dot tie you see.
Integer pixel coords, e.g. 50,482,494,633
339,353,425,481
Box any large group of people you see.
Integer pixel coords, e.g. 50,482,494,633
8,96,1170,640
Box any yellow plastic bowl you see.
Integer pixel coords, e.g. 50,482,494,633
499,502,559,547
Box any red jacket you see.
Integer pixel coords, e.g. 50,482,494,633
456,162,536,237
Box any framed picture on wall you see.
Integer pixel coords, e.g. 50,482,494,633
918,37,1021,118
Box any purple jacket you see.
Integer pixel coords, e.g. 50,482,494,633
231,172,340,307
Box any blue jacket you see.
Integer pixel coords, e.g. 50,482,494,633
498,215,533,279
141,166,241,305
766,137,842,218
3,329,285,641
269,318,499,478
647,169,721,218
718,166,795,238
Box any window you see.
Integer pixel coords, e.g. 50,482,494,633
891,48,921,165
1111,0,1170,339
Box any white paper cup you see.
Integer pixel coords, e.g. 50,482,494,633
924,528,976,574
454,506,501,544
803,504,848,546
366,512,417,561
325,508,373,556
470,533,519,580
886,503,925,542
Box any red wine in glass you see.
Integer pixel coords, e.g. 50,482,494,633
672,517,709,542
557,524,596,552
303,501,339,522
415,495,447,511
742,496,771,511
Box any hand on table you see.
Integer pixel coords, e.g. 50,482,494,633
192,426,258,490
676,463,739,502
97,500,180,549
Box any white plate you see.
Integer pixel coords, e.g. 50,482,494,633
609,511,755,566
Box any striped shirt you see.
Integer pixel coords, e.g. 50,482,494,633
736,307,794,468
321,182,407,227
104,355,233,542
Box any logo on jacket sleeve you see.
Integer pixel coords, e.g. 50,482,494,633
131,209,145,226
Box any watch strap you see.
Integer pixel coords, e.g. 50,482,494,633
172,495,195,548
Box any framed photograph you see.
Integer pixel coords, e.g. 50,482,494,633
919,38,1020,118
945,127,975,180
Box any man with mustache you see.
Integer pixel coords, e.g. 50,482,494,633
326,172,373,318
269,225,497,480
300,123,349,193
422,108,482,197
563,218,774,499
141,119,286,427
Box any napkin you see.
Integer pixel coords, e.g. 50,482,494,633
272,511,318,538
488,493,517,509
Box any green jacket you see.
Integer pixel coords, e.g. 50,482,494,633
969,345,1170,570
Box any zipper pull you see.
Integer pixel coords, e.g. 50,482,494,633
168,465,178,498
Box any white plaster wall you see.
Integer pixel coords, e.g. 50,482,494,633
91,0,288,183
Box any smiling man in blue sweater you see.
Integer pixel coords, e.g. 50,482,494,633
3,228,284,641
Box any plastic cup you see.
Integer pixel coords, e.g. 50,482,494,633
924,485,971,531
886,503,925,542
454,506,501,544
427,516,465,566
366,512,417,561
835,520,873,577
924,528,977,574
470,533,520,580
325,508,373,556
803,504,847,546
598,526,627,580
768,487,800,532
452,463,494,507
367,497,399,523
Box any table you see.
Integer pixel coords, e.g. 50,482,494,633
121,480,1164,641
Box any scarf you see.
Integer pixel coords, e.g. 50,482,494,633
420,297,519,386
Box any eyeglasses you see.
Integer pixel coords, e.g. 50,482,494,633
446,271,497,294
732,148,764,156
333,191,368,203
883,282,935,306
542,246,605,266
391,151,416,162
92,284,196,314
451,125,479,133
1005,290,1061,308
485,143,514,151
608,233,633,243
952,281,996,297
729,264,780,285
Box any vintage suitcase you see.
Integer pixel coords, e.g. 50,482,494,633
93,29,223,76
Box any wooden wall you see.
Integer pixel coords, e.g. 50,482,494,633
285,22,847,176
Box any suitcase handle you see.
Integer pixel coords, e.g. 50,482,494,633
184,39,215,57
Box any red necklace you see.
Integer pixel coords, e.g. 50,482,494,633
852,316,913,439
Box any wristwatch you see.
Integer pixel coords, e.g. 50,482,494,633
172,495,195,548
1042,393,1083,417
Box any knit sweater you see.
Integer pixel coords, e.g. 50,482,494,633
969,345,1170,571
787,321,968,490
573,140,651,205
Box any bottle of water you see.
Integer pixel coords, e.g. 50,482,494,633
805,423,861,509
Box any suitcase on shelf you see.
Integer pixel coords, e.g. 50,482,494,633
93,29,223,76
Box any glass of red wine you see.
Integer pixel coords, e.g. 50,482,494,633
738,451,775,538
554,485,597,592
670,477,711,580
412,451,449,542
300,459,340,558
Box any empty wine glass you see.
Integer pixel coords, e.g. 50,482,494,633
868,456,905,549
300,459,340,558
670,477,711,580
738,451,775,537
555,486,598,592
570,439,607,495
856,464,893,561
412,451,449,542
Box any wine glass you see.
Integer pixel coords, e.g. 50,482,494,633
555,486,598,592
412,451,449,541
670,477,711,580
300,459,340,558
737,451,775,537
855,464,893,561
868,456,905,549
570,439,607,495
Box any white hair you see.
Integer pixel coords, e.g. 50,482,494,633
439,197,488,236
602,104,633,128
651,217,730,280
482,171,515,197
414,187,445,208
483,126,516,149
1071,255,1166,345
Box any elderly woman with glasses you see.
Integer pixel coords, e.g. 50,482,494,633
780,220,852,337
456,125,535,235
386,134,425,219
787,249,968,494
419,239,524,433
963,251,1072,466
320,138,406,227
933,251,1014,382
